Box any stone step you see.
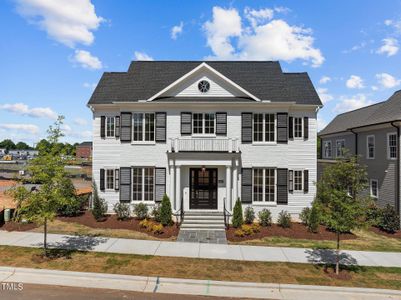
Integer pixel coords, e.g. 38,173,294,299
184,215,224,221
183,220,225,225
180,223,226,230
184,211,224,216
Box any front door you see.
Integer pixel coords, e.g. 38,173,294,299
190,168,218,209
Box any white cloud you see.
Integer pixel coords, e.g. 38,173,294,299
377,38,399,57
371,85,378,91
316,88,334,104
317,116,327,131
203,6,324,67
319,76,331,84
171,21,184,40
384,19,401,33
342,41,367,54
83,82,97,90
74,118,88,126
62,123,91,139
134,51,154,61
16,0,104,48
376,73,401,88
72,50,102,69
0,123,39,135
334,94,374,113
346,75,364,89
0,103,57,119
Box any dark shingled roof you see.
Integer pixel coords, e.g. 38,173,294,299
319,90,401,136
88,61,322,105
78,141,92,147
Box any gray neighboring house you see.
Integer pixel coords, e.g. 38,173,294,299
318,90,401,213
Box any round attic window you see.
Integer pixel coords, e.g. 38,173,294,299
198,80,210,93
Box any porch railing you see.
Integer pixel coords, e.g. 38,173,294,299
223,197,232,229
170,138,239,153
173,196,184,228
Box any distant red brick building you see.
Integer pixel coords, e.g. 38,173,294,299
76,141,92,160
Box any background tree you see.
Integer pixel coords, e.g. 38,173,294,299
316,154,369,274
21,116,74,256
15,141,32,150
0,139,16,151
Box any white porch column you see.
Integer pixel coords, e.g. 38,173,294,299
169,162,175,210
175,165,181,211
226,165,232,211
232,160,238,210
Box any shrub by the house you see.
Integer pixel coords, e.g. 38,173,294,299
133,203,148,220
308,204,319,233
113,203,131,220
377,204,400,233
366,202,381,226
244,206,255,224
277,210,292,228
160,194,173,226
151,204,161,222
92,181,108,221
251,222,261,233
232,198,243,228
234,229,245,237
258,209,272,227
152,223,164,234
299,207,311,225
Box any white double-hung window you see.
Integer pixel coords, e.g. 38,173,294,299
106,117,115,137
133,113,155,142
132,167,154,201
293,117,303,138
367,135,375,159
387,133,397,160
253,168,275,203
323,141,332,158
336,139,345,157
192,113,215,135
106,169,114,190
370,179,378,198
253,113,275,142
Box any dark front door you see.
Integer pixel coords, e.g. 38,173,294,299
190,168,218,209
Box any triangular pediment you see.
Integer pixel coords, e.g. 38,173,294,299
147,63,260,101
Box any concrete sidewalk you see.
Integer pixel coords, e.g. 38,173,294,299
1,230,401,267
1,266,401,299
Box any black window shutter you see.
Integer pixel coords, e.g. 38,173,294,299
304,117,309,139
100,116,105,138
241,113,252,143
119,167,131,202
181,112,192,135
288,170,293,192
216,112,227,135
155,168,166,202
276,113,288,143
241,168,252,203
288,117,294,139
276,168,288,204
120,112,132,142
304,170,309,193
155,112,167,142
100,168,105,191
114,169,119,191
115,116,120,138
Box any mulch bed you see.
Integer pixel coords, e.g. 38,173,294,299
226,222,356,242
369,226,401,238
0,221,38,232
58,211,179,239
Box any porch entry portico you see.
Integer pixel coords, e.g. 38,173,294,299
190,168,218,209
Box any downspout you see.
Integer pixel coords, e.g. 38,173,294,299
391,122,400,217
349,129,358,157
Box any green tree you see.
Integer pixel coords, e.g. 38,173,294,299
232,198,243,228
5,186,30,221
160,194,173,226
15,141,32,150
316,154,369,274
21,116,74,256
0,139,16,151
91,181,108,221
35,139,51,154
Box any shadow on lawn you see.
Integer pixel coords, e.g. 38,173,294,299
305,248,366,272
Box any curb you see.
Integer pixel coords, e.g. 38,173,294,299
1,266,401,299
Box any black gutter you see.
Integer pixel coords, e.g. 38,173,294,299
349,129,358,157
391,121,400,216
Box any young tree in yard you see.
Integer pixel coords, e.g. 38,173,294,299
21,116,74,256
316,154,369,275
160,194,173,226
91,181,108,221
5,186,30,221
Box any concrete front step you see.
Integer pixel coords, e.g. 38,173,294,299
182,220,225,225
184,215,224,220
181,224,225,230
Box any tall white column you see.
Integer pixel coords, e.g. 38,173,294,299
232,160,238,210
169,163,175,210
226,165,232,211
175,165,181,211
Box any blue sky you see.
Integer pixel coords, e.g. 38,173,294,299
1,0,401,145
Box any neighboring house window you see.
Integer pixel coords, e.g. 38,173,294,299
294,117,302,138
336,139,345,157
370,179,378,198
253,113,275,142
133,113,155,142
367,135,375,159
192,113,215,135
133,167,154,201
106,117,115,137
388,133,397,159
294,170,303,191
106,169,114,190
323,141,332,158
253,168,275,202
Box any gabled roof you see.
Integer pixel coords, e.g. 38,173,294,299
319,90,401,136
78,141,93,147
88,61,322,105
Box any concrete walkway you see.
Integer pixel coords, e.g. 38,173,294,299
1,266,401,299
1,230,401,267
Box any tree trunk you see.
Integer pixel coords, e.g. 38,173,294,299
336,231,340,275
44,218,47,257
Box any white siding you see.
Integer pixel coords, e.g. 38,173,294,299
92,104,317,220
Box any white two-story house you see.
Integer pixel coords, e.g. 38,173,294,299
88,61,322,223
